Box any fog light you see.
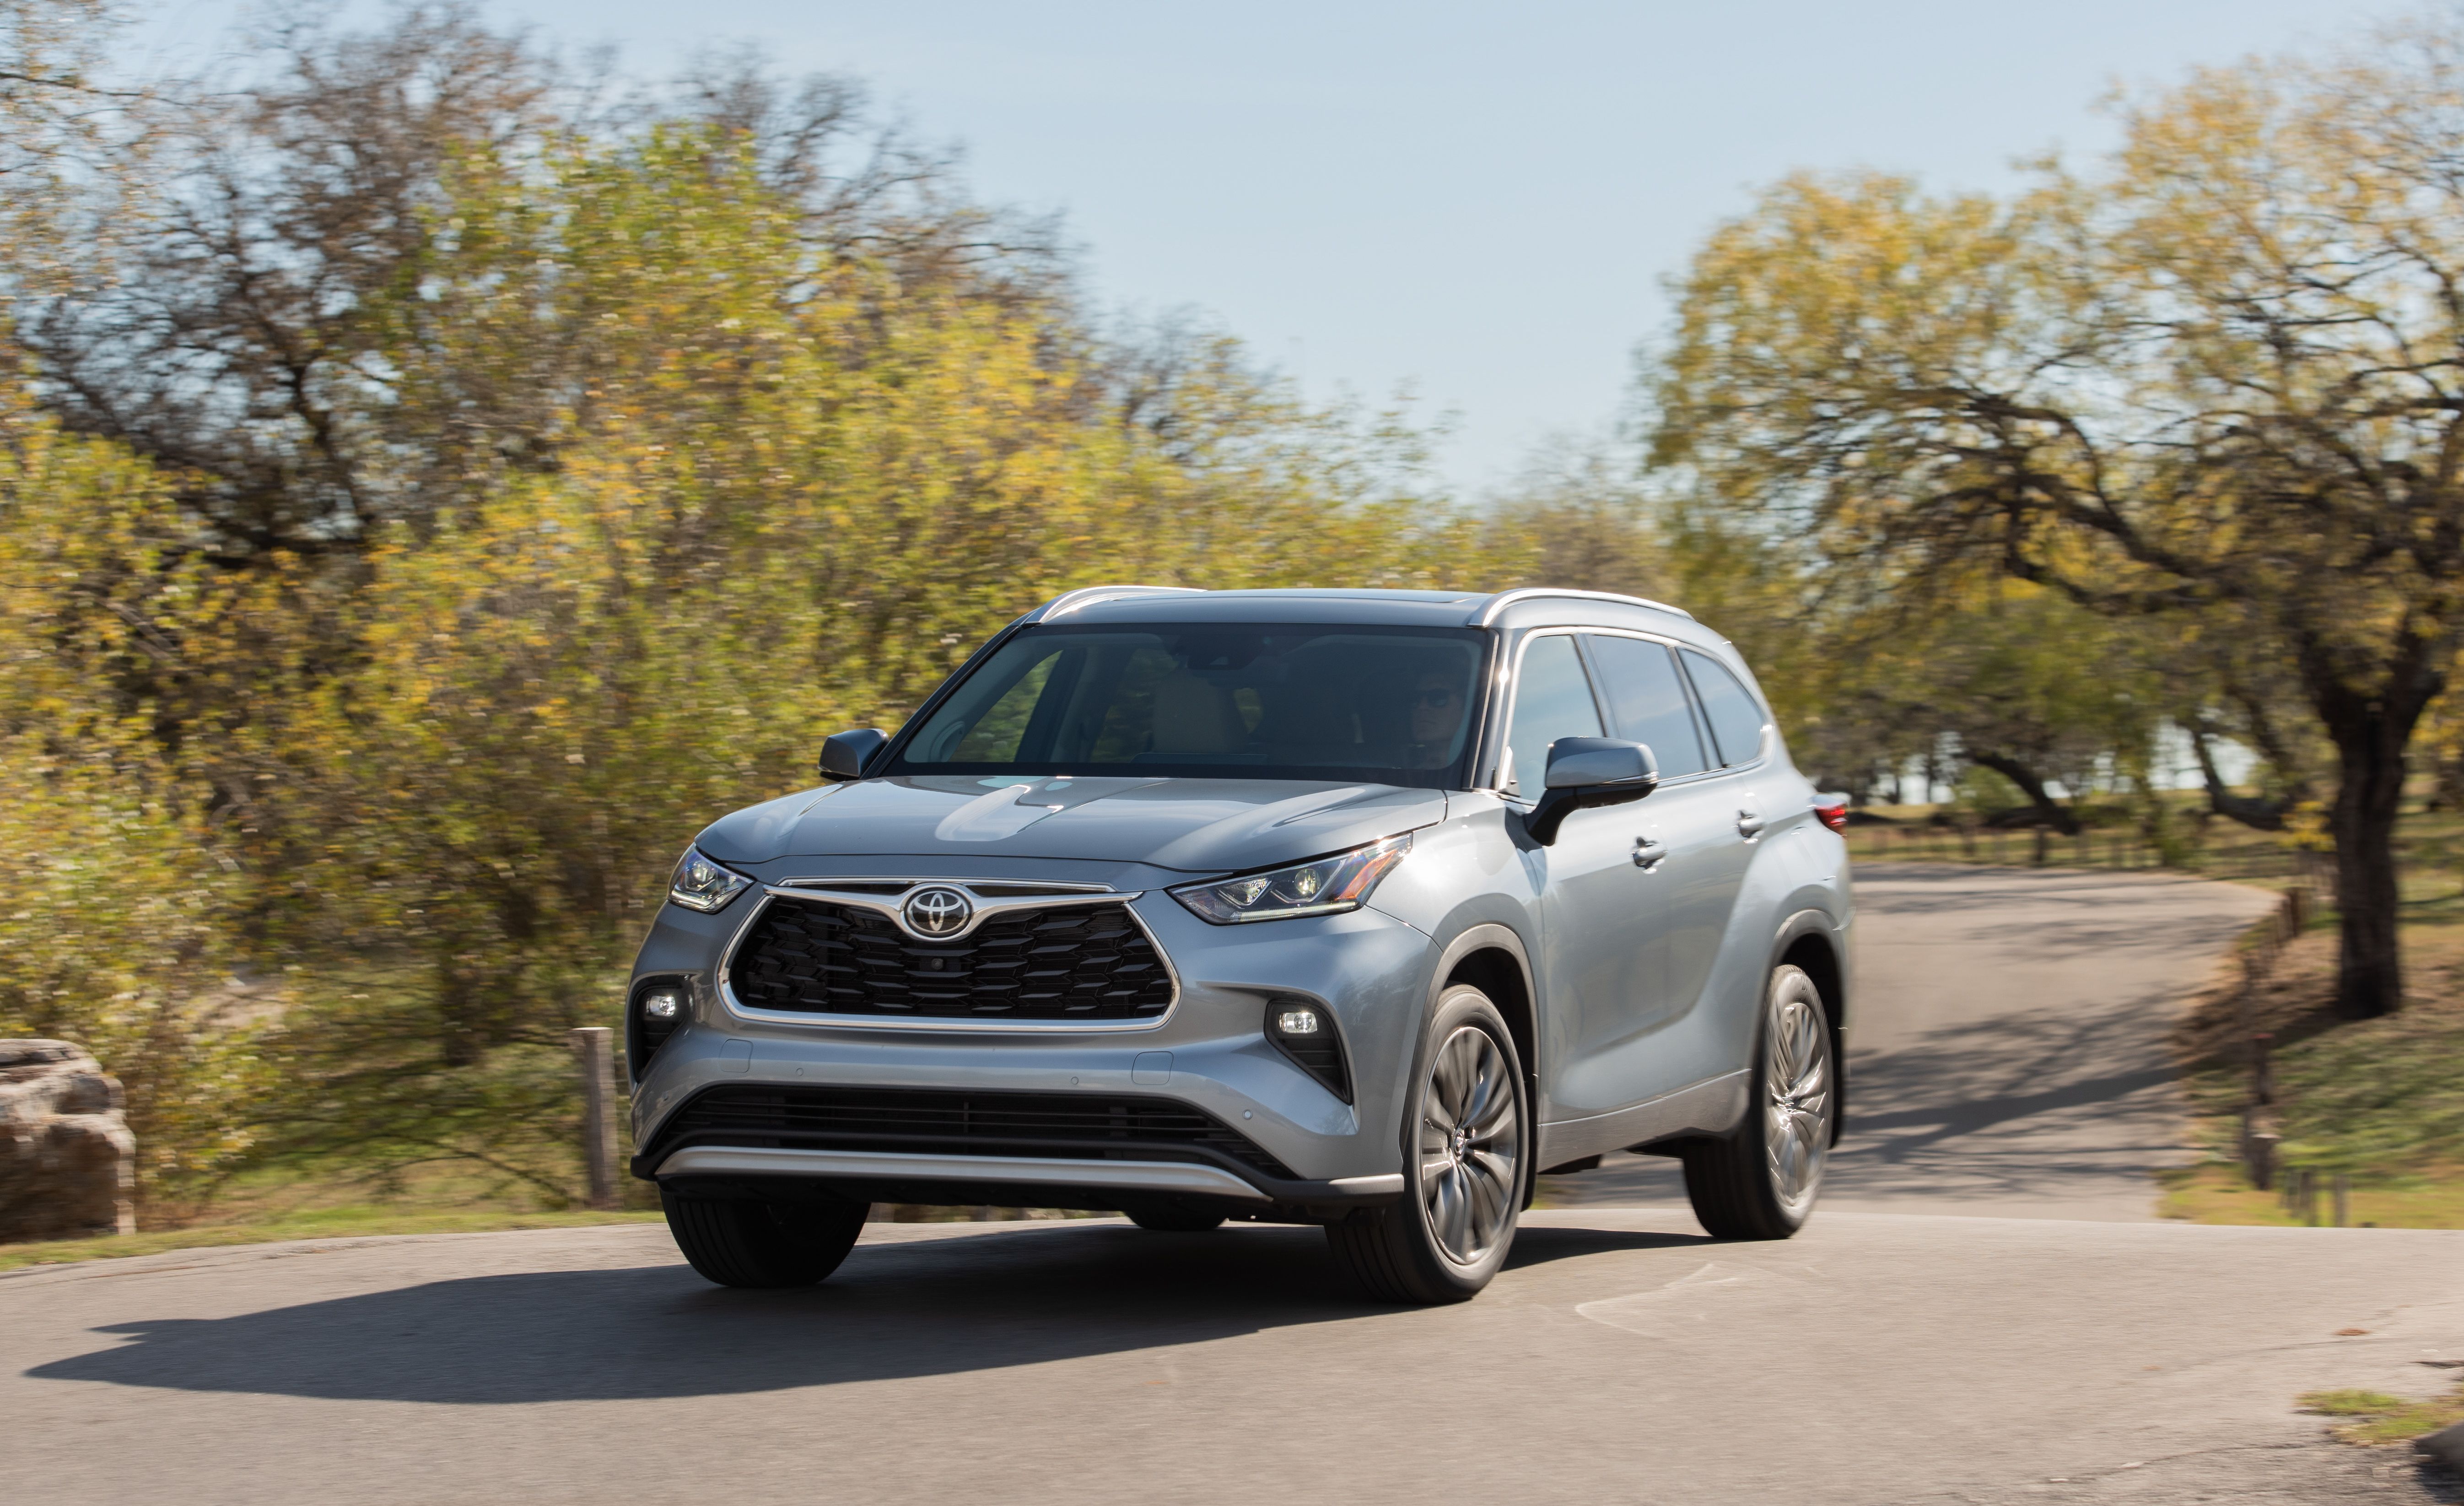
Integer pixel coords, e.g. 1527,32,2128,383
1264,999,1349,1103
630,979,690,1079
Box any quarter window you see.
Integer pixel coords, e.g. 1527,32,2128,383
1680,648,1769,766
1503,634,1603,798
1584,635,1709,778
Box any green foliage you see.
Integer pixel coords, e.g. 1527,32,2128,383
0,383,267,1209
1641,17,2464,1013
0,66,1507,1218
2298,1385,2464,1444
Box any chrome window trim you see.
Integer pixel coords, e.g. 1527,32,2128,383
1483,627,1608,805
714,883,1183,1034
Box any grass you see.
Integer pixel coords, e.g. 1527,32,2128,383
0,1204,664,1274
0,1153,673,1274
2157,1163,2464,1228
2167,920,2464,1228
2299,1385,2464,1445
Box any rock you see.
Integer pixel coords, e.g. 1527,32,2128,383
2417,1418,2464,1473
0,1039,136,1242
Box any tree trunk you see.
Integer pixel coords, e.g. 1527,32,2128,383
1967,751,2081,835
2326,724,2407,1020
2187,721,2287,831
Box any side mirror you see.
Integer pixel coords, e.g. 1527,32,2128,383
818,728,889,783
1525,737,1658,846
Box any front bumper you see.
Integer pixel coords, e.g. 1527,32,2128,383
625,879,1435,1216
646,1143,1405,1220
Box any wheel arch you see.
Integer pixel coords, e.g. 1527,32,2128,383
1429,923,1539,1206
1770,908,1848,1145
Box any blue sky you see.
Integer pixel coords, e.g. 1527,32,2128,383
136,0,2394,494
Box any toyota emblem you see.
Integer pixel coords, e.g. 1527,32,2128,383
903,886,973,937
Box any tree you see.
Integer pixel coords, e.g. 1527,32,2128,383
0,0,134,281
1650,18,2464,1017
0,6,1503,1207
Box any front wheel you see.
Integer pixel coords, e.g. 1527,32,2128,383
662,1188,869,1288
1326,984,1527,1304
1682,962,1834,1240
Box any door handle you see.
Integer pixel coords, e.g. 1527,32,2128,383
1736,810,1765,841
1632,837,1668,871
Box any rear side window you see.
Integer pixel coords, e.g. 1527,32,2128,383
1680,648,1768,766
1503,633,1602,798
1583,635,1708,778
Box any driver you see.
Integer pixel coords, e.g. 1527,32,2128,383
1408,669,1467,768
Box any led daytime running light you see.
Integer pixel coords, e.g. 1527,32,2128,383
668,846,753,913
1169,835,1412,924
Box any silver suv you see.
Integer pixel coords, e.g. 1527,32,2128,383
625,587,1851,1303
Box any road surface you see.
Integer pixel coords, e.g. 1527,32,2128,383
7,864,2460,1505
1549,864,2280,1217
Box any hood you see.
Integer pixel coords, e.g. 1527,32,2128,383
695,776,1447,875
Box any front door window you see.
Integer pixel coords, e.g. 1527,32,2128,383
1503,633,1602,798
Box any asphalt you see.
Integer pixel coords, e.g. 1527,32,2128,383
1547,863,2282,1217
6,864,2460,1505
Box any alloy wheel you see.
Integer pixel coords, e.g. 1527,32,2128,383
1417,1023,1523,1264
1763,972,1833,1216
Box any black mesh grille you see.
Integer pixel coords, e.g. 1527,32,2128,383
727,896,1174,1021
648,1084,1296,1181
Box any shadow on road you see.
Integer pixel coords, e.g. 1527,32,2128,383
26,1219,1705,1403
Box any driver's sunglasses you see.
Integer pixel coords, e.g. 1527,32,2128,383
1417,687,1456,709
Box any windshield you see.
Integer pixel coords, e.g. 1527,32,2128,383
889,623,1489,787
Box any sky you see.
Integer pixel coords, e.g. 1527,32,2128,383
133,0,2398,496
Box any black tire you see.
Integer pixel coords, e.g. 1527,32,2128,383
1326,984,1527,1304
1126,1204,1227,1233
661,1188,869,1288
1682,963,1834,1241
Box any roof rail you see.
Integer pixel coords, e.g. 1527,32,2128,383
1033,584,1207,621
1471,588,1694,627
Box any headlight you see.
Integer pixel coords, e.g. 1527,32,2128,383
668,846,753,912
1169,836,1411,924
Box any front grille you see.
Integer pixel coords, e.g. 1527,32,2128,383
727,896,1174,1021
646,1084,1297,1181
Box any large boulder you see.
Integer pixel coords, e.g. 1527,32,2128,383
0,1040,136,1242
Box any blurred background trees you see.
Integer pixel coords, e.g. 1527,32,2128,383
6,0,2462,1219
1641,16,2464,1020
0,3,1499,1215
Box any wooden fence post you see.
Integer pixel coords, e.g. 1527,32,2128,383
572,1026,617,1211
2243,1117,2277,1192
2332,1171,2351,1229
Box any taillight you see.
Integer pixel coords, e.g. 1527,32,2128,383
1813,796,1850,834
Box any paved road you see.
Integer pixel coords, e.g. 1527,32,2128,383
5,1214,2460,1504
1550,864,2281,1218
9,864,2463,1505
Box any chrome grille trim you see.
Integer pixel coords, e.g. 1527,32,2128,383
714,885,1182,1034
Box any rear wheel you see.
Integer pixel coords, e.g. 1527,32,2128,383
1326,984,1526,1304
662,1188,869,1288
1682,963,1833,1240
